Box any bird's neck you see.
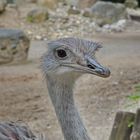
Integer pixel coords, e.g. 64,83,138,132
46,74,91,140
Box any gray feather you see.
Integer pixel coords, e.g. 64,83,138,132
0,122,46,140
47,37,102,54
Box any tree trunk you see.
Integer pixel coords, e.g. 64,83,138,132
109,111,135,140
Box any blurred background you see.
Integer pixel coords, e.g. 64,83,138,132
0,0,140,140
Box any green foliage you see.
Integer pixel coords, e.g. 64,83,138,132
27,16,34,23
128,84,140,101
128,121,134,128
26,8,49,23
135,84,140,91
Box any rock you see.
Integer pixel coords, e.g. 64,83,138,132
68,6,81,15
64,0,78,7
90,1,127,25
125,0,138,9
27,8,49,23
13,0,26,5
77,0,98,9
7,0,36,5
7,0,14,3
26,0,37,3
127,9,140,22
0,0,7,13
6,3,18,9
37,0,58,10
82,8,94,17
102,19,127,32
64,0,97,9
35,35,43,40
0,29,30,65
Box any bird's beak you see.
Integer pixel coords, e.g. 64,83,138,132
61,56,110,78
85,56,110,78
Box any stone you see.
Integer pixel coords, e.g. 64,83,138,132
13,0,26,5
0,0,7,13
0,29,30,65
64,0,97,9
37,0,58,10
127,9,140,22
26,0,37,3
64,0,78,7
102,19,127,32
78,0,97,9
27,8,49,23
7,0,15,3
8,0,37,4
82,8,94,17
68,6,81,15
90,1,127,25
35,35,43,40
8,0,36,5
125,0,138,9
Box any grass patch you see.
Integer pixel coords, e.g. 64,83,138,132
128,84,140,102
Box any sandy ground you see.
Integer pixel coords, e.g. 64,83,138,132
0,32,140,140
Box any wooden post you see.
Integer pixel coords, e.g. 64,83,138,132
130,108,140,140
109,111,135,140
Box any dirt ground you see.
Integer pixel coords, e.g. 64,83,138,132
0,33,140,140
0,3,140,140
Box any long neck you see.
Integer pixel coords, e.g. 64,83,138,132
46,74,91,140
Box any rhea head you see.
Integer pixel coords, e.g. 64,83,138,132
42,37,110,81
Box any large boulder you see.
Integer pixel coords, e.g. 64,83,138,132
90,1,127,25
65,0,97,8
0,29,30,65
0,0,7,13
125,0,138,9
27,8,49,23
127,8,140,21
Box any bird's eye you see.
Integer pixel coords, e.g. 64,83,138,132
56,49,67,59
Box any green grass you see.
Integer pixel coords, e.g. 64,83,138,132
128,84,140,101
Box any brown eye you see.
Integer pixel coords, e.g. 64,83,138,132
56,49,67,58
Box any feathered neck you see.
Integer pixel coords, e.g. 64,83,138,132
46,74,91,140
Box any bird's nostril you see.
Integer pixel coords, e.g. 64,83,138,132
87,64,95,69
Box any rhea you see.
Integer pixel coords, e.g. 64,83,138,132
0,37,110,140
